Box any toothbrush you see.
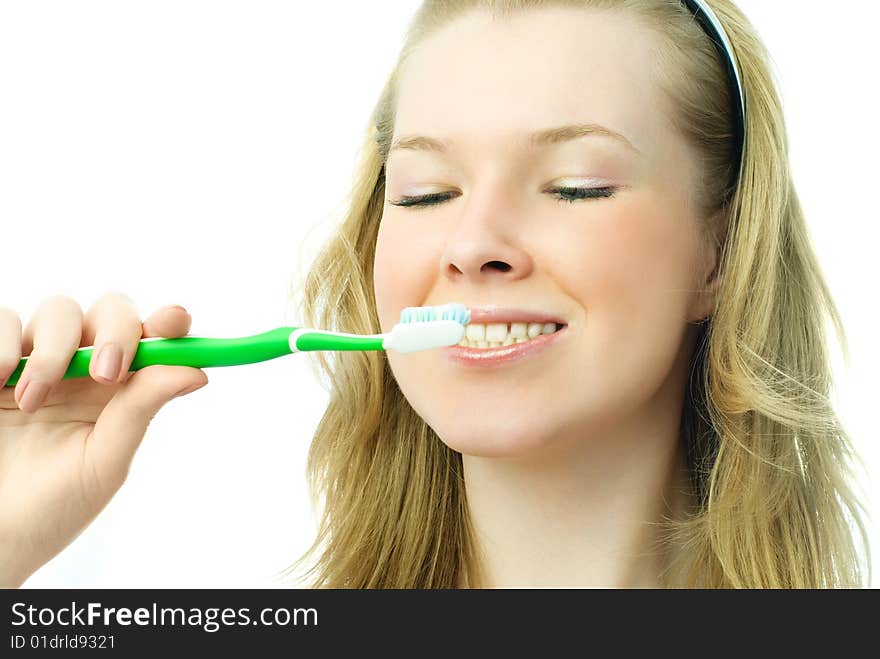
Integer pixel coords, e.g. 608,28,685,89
2,303,471,388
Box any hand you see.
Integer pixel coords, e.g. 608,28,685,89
0,292,208,587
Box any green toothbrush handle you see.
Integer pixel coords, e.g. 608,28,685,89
2,327,386,388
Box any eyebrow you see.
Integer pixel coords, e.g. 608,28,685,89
389,123,641,155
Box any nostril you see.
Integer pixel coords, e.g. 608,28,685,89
483,261,511,273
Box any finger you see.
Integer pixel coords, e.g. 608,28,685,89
141,304,192,339
113,304,192,384
80,291,146,386
0,307,23,390
80,291,142,347
16,295,83,413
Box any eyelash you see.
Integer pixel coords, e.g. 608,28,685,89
389,186,617,209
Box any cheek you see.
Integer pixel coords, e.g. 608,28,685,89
560,200,702,397
572,199,702,320
373,212,439,332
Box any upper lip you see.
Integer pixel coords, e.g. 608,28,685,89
460,306,568,326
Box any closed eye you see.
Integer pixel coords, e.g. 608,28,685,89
388,186,617,209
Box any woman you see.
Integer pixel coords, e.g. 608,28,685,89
0,0,869,588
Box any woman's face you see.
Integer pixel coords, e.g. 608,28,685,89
374,7,717,457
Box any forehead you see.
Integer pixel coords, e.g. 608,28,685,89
394,7,669,158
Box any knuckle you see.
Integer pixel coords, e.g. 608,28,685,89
29,296,83,334
40,294,81,314
0,308,23,340
85,293,143,347
87,292,141,331
0,305,22,323
92,290,138,315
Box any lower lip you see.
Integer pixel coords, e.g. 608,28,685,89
442,326,568,368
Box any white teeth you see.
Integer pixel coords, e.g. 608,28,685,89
485,323,508,342
455,321,562,348
510,322,527,339
466,324,486,342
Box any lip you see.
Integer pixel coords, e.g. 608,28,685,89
464,306,568,326
442,324,568,368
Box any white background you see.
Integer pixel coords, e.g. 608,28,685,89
1,1,876,588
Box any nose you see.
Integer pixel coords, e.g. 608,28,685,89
440,183,534,283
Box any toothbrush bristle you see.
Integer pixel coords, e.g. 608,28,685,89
399,303,470,326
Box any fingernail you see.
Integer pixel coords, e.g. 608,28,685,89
94,343,123,382
19,381,49,413
174,382,206,398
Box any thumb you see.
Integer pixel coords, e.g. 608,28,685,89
87,365,208,489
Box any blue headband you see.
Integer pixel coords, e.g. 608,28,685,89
681,0,746,187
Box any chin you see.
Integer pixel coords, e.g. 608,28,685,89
395,375,588,459
423,412,561,458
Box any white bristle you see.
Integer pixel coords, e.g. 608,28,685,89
399,303,471,326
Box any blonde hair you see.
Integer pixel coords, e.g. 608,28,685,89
285,0,870,588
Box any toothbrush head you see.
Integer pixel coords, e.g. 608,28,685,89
385,303,471,354
399,303,471,326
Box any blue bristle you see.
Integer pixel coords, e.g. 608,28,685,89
399,303,470,326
